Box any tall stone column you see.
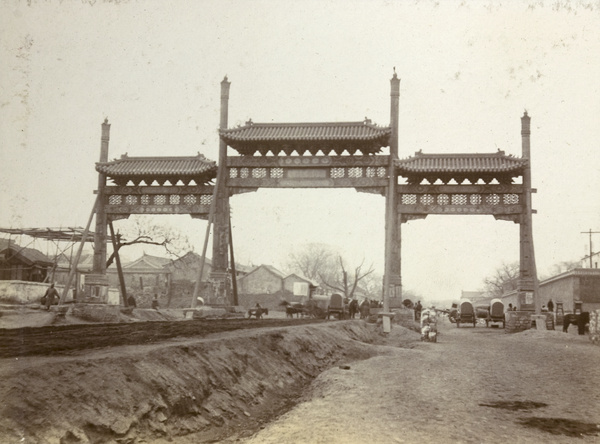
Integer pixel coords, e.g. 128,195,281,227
383,71,401,311
210,77,231,305
517,111,540,312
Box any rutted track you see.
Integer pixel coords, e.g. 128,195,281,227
0,317,325,358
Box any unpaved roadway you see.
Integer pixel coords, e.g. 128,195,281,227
234,318,600,444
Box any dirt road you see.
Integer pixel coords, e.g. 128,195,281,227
1,314,598,443
236,319,600,444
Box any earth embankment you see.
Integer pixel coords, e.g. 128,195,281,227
0,321,416,443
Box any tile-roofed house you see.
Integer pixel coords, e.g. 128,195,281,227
107,253,173,290
237,264,286,295
96,153,217,186
396,150,528,184
219,119,391,156
283,273,319,300
0,243,52,282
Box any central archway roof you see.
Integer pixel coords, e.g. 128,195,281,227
219,119,391,156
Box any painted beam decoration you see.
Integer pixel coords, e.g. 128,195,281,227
227,155,389,189
397,184,524,220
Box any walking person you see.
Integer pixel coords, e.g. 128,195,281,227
43,283,59,310
414,300,422,321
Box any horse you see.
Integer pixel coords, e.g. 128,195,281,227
247,307,269,319
348,299,359,319
563,312,590,335
280,300,306,318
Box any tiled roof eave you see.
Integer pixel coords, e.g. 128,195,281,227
219,121,391,143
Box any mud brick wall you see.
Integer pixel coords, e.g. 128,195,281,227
71,304,121,323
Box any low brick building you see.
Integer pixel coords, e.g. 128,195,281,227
501,268,600,313
538,268,600,313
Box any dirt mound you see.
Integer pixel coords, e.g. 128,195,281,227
0,321,419,443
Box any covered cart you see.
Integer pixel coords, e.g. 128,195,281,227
326,293,346,320
488,298,505,328
457,300,476,327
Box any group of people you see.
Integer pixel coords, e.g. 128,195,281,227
507,299,555,313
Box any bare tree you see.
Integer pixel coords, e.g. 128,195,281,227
543,260,580,279
106,216,193,268
285,243,337,282
319,256,375,300
482,261,520,299
286,243,375,299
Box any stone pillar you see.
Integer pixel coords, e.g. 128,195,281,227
88,119,110,303
384,71,401,311
517,112,540,313
210,77,231,305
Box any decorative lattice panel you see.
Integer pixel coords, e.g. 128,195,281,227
437,194,450,205
252,168,267,178
331,168,345,178
154,195,167,205
169,195,180,205
451,194,467,205
503,194,519,204
402,194,417,205
183,195,197,205
125,195,137,205
421,194,434,205
348,167,363,178
486,194,500,205
200,195,212,205
240,168,249,179
229,168,238,178
109,195,122,205
270,168,283,178
470,194,482,205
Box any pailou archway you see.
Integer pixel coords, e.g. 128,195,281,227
87,73,539,314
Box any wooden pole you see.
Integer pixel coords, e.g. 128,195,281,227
191,182,219,308
228,205,238,306
108,221,128,306
59,196,98,304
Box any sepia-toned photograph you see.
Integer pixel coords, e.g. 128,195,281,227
1,1,599,442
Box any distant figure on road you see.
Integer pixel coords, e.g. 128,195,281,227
127,295,137,308
43,284,59,310
507,303,513,312
547,299,554,312
151,294,159,310
414,300,422,321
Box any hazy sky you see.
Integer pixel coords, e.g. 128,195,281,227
1,0,599,301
